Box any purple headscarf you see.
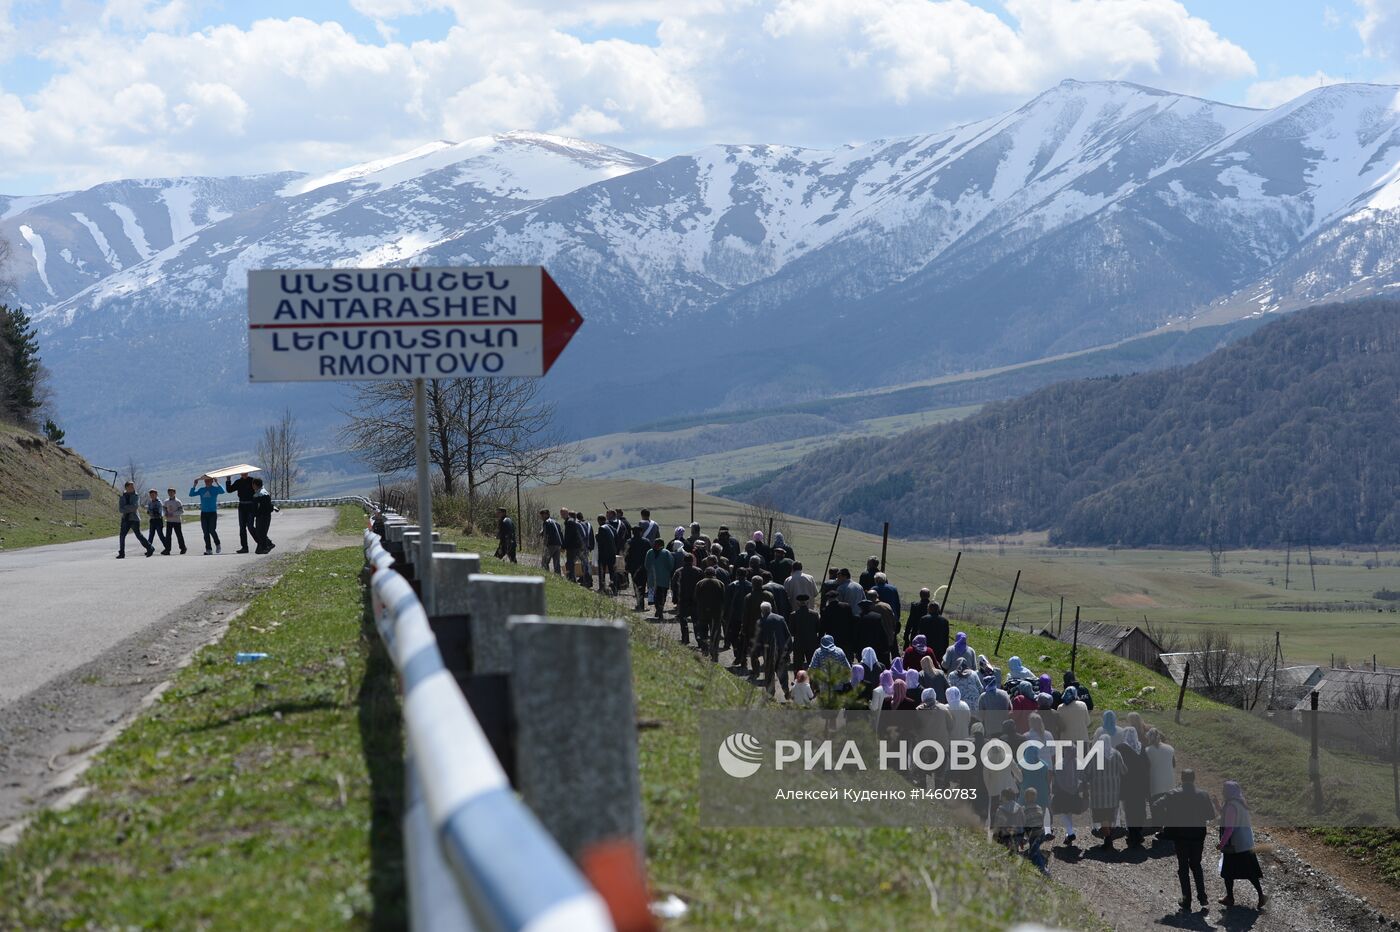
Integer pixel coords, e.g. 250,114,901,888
913,634,928,651
891,657,906,676
1038,673,1053,693
851,663,865,684
879,670,895,693
905,670,921,690
955,632,967,650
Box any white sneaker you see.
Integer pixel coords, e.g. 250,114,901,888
216,545,222,554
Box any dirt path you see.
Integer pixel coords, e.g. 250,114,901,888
585,578,1400,932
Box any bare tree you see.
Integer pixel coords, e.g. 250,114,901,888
124,456,143,493
1184,629,1243,703
257,407,303,499
340,378,576,527
738,497,793,547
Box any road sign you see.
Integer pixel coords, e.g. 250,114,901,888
60,489,91,500
246,266,584,382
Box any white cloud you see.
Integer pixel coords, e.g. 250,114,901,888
0,0,1261,192
1358,0,1400,61
1244,71,1346,109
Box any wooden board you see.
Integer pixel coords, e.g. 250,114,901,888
203,463,261,479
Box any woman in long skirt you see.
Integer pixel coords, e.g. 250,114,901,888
1215,780,1267,910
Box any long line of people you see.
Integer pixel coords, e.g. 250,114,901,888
514,507,1270,915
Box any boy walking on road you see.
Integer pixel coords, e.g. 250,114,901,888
117,481,154,559
144,489,168,554
189,476,224,554
163,488,187,554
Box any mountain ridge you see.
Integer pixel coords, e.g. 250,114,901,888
7,82,1400,466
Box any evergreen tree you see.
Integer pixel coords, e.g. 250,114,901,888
0,304,43,426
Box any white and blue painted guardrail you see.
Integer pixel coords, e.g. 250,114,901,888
363,525,615,932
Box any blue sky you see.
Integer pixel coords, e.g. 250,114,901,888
0,0,1395,194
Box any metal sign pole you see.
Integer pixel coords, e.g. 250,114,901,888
414,378,435,614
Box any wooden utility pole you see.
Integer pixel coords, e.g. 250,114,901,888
515,475,522,548
1070,606,1081,674
1309,690,1324,813
1175,661,1191,724
690,478,694,525
822,518,843,581
1285,540,1291,590
994,570,1022,656
880,522,890,573
941,551,962,612
1059,595,1065,638
1308,539,1317,591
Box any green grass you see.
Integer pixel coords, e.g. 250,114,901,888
447,533,1101,930
0,421,120,550
0,546,405,930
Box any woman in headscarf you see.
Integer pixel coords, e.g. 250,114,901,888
1007,655,1034,684
945,686,971,743
1050,742,1085,845
1037,673,1060,709
942,632,975,672
1057,686,1090,743
771,531,792,560
1125,711,1148,748
947,657,981,711
1088,732,1128,851
886,678,918,711
891,656,906,679
980,675,1012,734
982,724,1022,826
807,635,850,703
850,663,869,701
860,646,885,686
1093,709,1119,745
1215,781,1266,909
1023,711,1053,748
977,653,998,682
1117,725,1150,848
919,654,948,701
872,669,895,712
903,633,938,672
1011,680,1038,731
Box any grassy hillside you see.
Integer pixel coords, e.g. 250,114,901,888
0,422,121,550
744,298,1400,547
543,477,1400,671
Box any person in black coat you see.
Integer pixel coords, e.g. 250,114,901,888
820,591,856,659
624,526,649,610
908,600,950,658
224,472,258,554
788,593,821,671
562,511,584,582
594,513,617,593
495,507,517,563
855,599,889,667
251,478,277,553
673,553,704,645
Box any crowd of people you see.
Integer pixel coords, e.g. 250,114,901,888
502,506,1268,914
116,472,278,558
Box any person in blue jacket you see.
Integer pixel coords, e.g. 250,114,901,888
189,475,224,555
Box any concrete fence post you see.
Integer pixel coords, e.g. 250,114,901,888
507,615,643,861
433,553,482,616
466,575,545,674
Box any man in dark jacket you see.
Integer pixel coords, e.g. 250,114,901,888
225,472,258,554
714,526,740,565
741,576,769,674
855,599,889,666
1158,769,1216,911
756,602,793,700
788,593,821,671
820,591,856,659
907,597,950,657
672,553,704,645
873,572,900,624
116,481,154,558
624,526,650,610
594,513,617,593
905,589,934,647
724,572,751,657
694,566,726,659
495,507,517,563
562,510,583,582
859,556,881,589
540,508,562,574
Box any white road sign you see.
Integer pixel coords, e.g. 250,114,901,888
246,266,584,382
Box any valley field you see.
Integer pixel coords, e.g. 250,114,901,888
540,477,1400,669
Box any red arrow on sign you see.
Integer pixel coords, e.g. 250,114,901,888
541,268,584,374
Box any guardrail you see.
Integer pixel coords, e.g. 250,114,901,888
363,514,642,931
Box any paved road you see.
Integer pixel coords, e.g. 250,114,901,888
0,507,336,707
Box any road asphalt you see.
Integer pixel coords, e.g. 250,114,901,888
0,507,336,708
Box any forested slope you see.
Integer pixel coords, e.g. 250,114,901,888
748,299,1400,546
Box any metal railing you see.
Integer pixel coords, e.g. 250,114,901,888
363,525,614,932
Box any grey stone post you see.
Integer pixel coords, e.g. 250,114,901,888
466,575,544,674
432,553,482,616
507,615,643,860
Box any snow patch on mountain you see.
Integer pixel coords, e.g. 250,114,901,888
106,202,154,260
17,225,54,296
71,212,122,270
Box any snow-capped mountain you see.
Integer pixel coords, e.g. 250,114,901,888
11,81,1400,466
